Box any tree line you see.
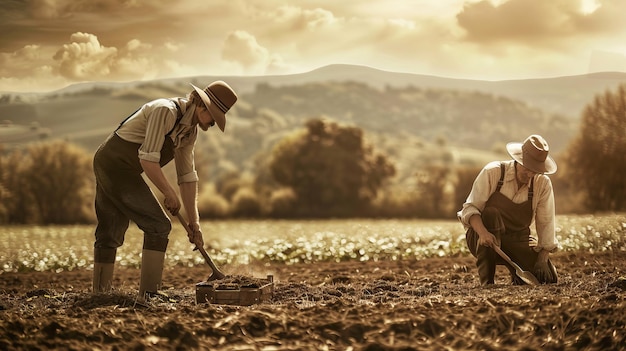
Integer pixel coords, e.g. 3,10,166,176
1,84,624,224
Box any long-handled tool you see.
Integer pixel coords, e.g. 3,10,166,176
492,245,540,285
175,213,226,281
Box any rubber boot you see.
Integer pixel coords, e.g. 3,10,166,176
138,249,166,299
135,236,169,306
93,263,115,292
93,248,117,293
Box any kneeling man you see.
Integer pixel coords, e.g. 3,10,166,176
458,135,559,285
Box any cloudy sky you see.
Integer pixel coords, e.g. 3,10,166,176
1,0,625,92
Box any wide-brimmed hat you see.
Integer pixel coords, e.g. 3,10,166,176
190,81,238,132
506,134,557,174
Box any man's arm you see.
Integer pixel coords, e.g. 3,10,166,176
140,159,180,215
458,162,499,228
533,175,557,281
469,214,498,248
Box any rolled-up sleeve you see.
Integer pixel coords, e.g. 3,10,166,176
138,107,175,162
174,142,198,184
457,162,498,228
533,176,559,252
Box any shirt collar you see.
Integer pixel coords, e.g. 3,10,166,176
505,159,533,187
504,160,518,183
176,99,196,126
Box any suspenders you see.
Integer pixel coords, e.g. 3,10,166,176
496,162,534,202
116,108,140,131
167,100,184,137
496,163,505,192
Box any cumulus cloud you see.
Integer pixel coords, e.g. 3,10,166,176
456,0,626,45
243,3,456,76
2,0,626,91
51,32,188,82
28,0,146,19
0,45,43,75
271,5,336,30
164,41,183,52
53,32,118,80
0,31,195,92
0,43,77,93
222,31,269,69
0,44,65,92
248,5,342,47
221,30,291,74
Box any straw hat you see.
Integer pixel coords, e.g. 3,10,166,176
506,134,557,174
190,81,238,132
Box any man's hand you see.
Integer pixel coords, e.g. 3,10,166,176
187,221,205,248
534,249,552,283
478,231,498,248
163,193,181,215
140,159,179,214
469,214,498,249
533,261,552,282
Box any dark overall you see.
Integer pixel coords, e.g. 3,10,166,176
466,163,557,285
92,102,183,265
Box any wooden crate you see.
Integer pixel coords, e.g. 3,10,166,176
195,275,274,306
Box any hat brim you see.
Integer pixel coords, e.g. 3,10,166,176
191,84,226,132
506,142,557,174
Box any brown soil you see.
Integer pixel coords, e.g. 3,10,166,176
1,251,625,350
205,275,272,289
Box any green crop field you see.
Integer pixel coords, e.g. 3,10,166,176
1,214,625,273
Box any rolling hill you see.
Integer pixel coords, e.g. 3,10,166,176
1,64,624,181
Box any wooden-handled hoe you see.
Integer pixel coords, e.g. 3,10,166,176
175,213,226,281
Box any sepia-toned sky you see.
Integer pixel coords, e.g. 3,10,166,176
1,0,625,92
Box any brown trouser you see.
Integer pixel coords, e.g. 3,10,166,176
466,207,557,285
92,133,171,263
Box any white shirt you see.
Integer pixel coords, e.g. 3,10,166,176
115,98,199,184
457,160,559,252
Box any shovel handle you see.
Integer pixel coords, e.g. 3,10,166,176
175,213,225,278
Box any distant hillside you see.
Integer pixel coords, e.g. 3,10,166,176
240,81,574,153
174,64,626,119
1,64,623,185
295,65,626,118
17,64,626,118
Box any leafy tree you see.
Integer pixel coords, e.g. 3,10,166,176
29,141,94,223
565,84,626,211
197,184,230,219
454,165,483,214
269,118,395,217
231,187,262,218
1,148,34,223
268,187,297,218
413,165,457,218
0,141,94,224
0,145,9,222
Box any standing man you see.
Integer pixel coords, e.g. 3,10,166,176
92,81,237,299
458,135,559,285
